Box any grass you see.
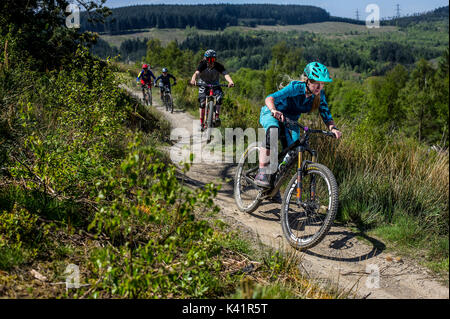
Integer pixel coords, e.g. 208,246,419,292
310,120,449,275
0,246,28,271
101,28,221,48
229,22,398,35
100,22,400,50
371,212,449,277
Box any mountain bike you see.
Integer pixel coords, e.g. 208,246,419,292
233,117,338,250
195,83,230,143
160,83,174,113
141,83,152,106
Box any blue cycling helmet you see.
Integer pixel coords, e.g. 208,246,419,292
162,68,168,73
204,49,217,58
304,62,332,82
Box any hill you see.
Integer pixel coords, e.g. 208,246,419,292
382,5,449,27
81,4,331,33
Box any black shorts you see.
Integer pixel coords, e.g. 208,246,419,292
159,85,171,93
198,86,224,107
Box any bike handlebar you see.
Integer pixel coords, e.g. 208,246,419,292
156,82,176,86
282,116,336,138
192,83,232,88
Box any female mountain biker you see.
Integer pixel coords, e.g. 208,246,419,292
254,62,342,188
190,49,234,131
154,67,177,101
136,64,156,96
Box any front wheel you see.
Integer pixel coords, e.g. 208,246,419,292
164,94,168,111
142,89,147,105
149,88,153,106
281,163,338,250
205,101,214,143
168,94,173,113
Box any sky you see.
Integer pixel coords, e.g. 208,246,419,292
103,0,449,19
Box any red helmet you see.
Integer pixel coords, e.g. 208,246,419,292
142,64,148,69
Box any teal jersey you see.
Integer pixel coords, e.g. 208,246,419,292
265,81,333,125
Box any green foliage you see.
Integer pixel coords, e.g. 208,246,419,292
145,39,197,77
0,204,47,270
327,51,449,147
0,0,109,71
90,37,154,62
366,64,409,129
399,59,437,142
325,79,366,119
1,43,169,229
4,47,130,205
0,204,40,248
86,146,226,298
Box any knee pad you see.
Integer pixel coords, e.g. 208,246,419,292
263,126,280,150
198,99,206,109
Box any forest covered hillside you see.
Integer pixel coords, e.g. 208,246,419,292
81,4,333,32
82,3,448,34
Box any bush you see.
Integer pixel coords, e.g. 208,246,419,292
86,146,227,298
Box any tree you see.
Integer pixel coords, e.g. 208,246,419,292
0,0,110,71
366,64,409,130
145,38,164,67
399,59,435,142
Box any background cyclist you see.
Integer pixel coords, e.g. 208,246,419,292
154,67,177,102
136,64,156,98
190,49,234,131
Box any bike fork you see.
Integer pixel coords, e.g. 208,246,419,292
296,148,303,206
310,152,317,201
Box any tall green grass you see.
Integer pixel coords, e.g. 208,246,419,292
304,116,449,271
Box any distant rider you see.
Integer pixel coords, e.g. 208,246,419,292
136,64,156,98
154,67,177,101
190,49,234,131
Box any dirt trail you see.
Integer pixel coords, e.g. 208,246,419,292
128,86,449,299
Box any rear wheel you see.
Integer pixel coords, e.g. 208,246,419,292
148,87,152,106
168,94,173,113
234,143,265,213
281,163,338,250
142,89,147,105
144,89,148,105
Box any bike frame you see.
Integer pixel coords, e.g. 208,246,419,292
142,83,152,102
257,119,333,201
257,137,315,200
163,85,171,100
205,87,218,121
195,83,228,128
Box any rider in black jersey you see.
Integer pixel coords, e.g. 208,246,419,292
154,67,177,102
190,49,234,130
